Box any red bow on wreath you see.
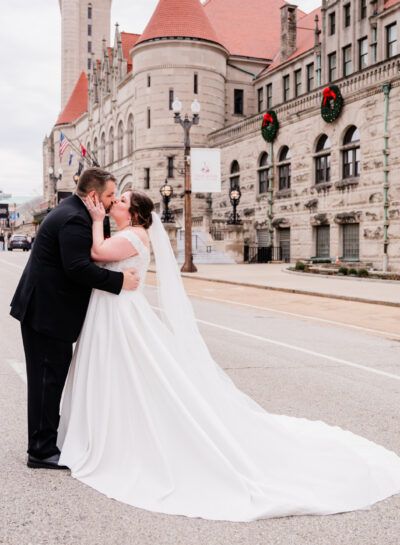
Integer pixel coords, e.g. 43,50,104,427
262,113,274,127
322,87,337,106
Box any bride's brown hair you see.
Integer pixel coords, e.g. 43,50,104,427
128,191,155,230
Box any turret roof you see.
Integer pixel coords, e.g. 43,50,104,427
55,72,88,126
136,0,222,47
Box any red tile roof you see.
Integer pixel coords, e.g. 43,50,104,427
55,72,88,125
204,0,306,60
121,32,141,72
261,7,321,74
136,0,222,47
384,0,400,8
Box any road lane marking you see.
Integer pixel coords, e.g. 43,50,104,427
0,259,25,270
7,360,27,384
150,305,400,382
145,285,400,340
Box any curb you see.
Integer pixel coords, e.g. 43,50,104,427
147,269,400,308
284,267,400,285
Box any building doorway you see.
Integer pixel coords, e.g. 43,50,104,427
279,228,290,263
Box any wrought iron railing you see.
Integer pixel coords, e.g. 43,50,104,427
244,245,282,263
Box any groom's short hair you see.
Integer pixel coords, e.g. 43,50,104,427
76,168,116,197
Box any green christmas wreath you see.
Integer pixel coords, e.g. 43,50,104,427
261,110,279,143
321,85,343,123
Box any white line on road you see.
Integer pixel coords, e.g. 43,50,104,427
184,293,400,340
7,360,27,384
150,305,400,382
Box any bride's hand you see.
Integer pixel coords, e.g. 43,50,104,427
85,194,105,222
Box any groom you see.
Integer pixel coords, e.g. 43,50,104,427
10,168,140,469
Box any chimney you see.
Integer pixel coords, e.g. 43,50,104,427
280,4,297,62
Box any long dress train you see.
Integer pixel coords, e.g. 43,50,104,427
58,227,400,522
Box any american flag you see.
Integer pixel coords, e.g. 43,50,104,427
59,132,69,162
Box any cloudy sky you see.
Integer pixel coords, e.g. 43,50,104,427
0,0,320,197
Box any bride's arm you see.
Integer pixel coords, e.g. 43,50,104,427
85,196,137,262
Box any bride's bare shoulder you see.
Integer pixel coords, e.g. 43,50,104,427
126,226,150,248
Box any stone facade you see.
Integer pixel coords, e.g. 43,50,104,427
45,0,400,271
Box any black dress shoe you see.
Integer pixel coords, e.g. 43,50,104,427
27,453,69,470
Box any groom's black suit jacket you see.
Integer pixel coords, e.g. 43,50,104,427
10,195,123,342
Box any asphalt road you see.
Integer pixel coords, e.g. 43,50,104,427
1,251,399,545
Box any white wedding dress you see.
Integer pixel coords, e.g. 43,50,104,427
58,214,400,522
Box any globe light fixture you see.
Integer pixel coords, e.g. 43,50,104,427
191,99,201,116
228,185,242,225
172,98,182,115
160,179,174,223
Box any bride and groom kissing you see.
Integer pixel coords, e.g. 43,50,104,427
10,167,400,522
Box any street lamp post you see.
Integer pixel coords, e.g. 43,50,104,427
172,97,200,273
48,167,63,207
160,180,175,223
228,185,242,225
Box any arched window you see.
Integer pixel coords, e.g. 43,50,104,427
258,152,270,194
342,126,360,178
278,146,291,190
108,126,114,164
93,138,98,164
117,121,124,160
229,160,240,190
127,114,134,155
315,134,331,184
100,133,105,166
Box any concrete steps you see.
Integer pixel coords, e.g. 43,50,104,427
177,230,236,264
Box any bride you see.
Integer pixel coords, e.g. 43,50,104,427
58,189,400,522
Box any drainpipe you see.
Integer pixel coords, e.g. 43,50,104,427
382,82,391,272
268,142,274,246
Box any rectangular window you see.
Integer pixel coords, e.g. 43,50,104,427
316,154,331,183
372,27,377,63
88,24,92,36
259,168,269,194
328,52,337,82
343,147,360,178
343,224,359,260
266,83,272,109
88,41,92,53
147,75,151,87
169,90,174,110
360,0,367,19
306,63,314,91
343,45,352,76
329,12,336,35
234,89,244,114
144,168,150,190
316,225,330,258
358,37,368,69
294,69,302,97
88,5,92,19
317,54,321,86
194,73,198,94
344,4,351,27
168,157,174,178
257,88,263,113
88,58,91,70
386,23,397,59
283,75,290,102
147,108,151,129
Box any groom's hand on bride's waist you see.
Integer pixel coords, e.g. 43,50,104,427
122,269,140,291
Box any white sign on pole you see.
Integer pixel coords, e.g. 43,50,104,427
191,148,221,193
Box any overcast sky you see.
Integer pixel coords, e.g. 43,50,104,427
0,0,321,197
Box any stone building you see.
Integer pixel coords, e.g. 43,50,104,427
44,0,400,271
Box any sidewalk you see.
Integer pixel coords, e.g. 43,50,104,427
150,263,400,307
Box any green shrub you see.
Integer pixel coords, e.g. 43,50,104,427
295,261,306,271
357,269,369,277
349,268,357,276
338,267,348,275
313,259,332,264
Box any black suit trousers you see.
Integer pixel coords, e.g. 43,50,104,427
21,323,72,459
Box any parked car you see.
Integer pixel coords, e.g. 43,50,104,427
8,234,30,251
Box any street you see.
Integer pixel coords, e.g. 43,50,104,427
1,251,400,545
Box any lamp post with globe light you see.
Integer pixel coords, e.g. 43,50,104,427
48,167,63,208
172,97,200,273
160,180,175,223
228,185,242,225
